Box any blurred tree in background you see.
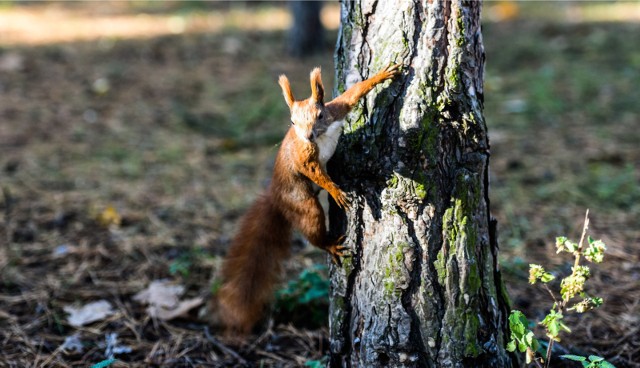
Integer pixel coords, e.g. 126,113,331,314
288,1,324,57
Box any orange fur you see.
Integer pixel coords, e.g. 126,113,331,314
215,64,401,333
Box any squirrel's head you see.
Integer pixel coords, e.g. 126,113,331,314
278,67,332,143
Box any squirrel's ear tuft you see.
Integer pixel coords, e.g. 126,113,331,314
278,75,295,109
310,67,324,105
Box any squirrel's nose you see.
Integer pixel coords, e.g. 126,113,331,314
307,131,316,142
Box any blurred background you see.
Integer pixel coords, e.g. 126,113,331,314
0,1,638,367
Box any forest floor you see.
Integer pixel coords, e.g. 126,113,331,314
0,2,638,367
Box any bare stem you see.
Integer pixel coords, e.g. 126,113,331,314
542,284,558,306
573,209,590,270
528,347,544,368
544,340,554,368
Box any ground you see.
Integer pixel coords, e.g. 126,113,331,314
0,2,638,367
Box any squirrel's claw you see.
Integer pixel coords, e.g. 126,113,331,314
327,243,350,266
380,63,402,80
333,190,350,209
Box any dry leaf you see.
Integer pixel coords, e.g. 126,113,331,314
96,205,121,228
147,297,204,321
133,280,203,320
64,300,115,327
133,280,184,308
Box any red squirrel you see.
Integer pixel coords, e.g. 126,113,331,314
216,64,400,333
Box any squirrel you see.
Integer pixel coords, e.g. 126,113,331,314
215,64,401,333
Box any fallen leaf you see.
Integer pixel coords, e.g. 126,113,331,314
133,279,184,308
147,297,204,321
96,205,121,228
64,300,115,327
133,280,203,320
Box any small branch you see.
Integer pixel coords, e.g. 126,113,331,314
573,209,589,270
544,340,554,368
541,284,558,306
203,327,247,365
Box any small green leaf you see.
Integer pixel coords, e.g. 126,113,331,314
588,355,604,362
531,336,539,352
518,340,527,353
584,238,606,263
561,354,586,362
509,310,526,336
525,331,535,346
540,272,555,283
506,340,516,352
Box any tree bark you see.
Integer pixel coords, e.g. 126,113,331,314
328,1,514,367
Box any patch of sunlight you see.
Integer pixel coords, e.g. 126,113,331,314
574,2,640,23
0,2,340,46
484,1,640,23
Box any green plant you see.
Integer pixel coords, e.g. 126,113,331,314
275,265,329,326
506,310,539,364
277,265,329,306
561,354,616,368
304,356,328,368
168,248,206,277
169,255,192,277
507,211,614,368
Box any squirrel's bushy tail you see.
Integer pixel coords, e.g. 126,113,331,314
217,195,292,333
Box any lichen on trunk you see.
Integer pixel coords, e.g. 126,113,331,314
328,1,515,367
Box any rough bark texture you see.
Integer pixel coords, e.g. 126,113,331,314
288,1,324,58
328,1,514,367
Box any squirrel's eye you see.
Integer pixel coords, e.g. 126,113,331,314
318,113,324,119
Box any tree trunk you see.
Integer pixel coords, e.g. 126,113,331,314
328,1,514,366
288,1,324,58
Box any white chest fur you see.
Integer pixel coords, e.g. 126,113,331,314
316,120,344,167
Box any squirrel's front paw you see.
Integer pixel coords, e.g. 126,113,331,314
381,63,402,80
327,243,350,266
333,189,351,209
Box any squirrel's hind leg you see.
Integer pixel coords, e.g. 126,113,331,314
284,197,347,263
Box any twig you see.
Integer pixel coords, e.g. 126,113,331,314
203,327,247,365
541,283,558,306
244,318,274,353
545,340,554,368
573,209,590,270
